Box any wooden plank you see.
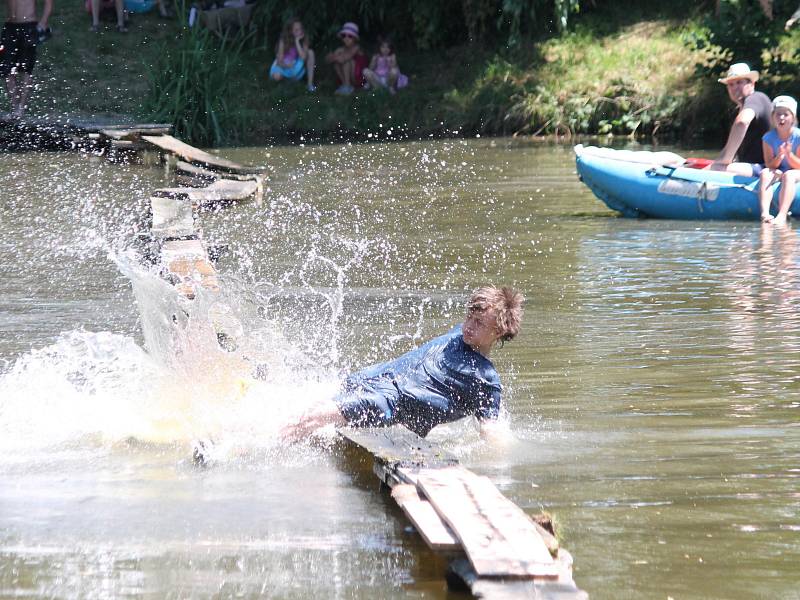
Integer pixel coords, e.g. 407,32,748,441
448,558,588,600
150,196,195,239
339,426,459,471
153,179,259,206
391,484,461,551
142,134,265,175
417,467,558,579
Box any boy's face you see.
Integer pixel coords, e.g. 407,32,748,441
462,309,500,351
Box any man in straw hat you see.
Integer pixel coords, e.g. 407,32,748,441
709,62,773,176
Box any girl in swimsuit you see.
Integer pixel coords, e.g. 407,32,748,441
363,37,408,95
269,18,316,92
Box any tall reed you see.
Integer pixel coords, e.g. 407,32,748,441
144,21,251,147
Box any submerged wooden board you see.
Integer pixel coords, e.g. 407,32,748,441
143,134,265,175
150,196,195,239
339,426,459,472
154,179,259,206
391,484,460,551
417,467,558,579
448,558,588,600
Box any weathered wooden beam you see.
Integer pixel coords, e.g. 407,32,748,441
391,484,461,551
142,134,265,175
339,426,459,471
416,466,559,579
447,558,588,600
150,196,196,240
152,179,260,207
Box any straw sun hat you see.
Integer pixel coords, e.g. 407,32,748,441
718,62,760,84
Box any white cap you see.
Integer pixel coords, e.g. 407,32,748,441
718,62,760,84
773,95,797,117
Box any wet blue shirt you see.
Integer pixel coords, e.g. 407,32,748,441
335,325,502,437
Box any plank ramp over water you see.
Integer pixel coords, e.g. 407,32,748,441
142,134,266,175
153,179,261,207
416,466,558,579
339,427,587,598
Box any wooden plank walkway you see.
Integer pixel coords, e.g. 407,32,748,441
339,426,588,599
143,134,266,175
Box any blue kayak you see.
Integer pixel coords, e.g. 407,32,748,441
575,145,799,220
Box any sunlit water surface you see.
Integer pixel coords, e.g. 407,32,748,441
1,139,798,599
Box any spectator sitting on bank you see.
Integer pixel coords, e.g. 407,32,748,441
269,18,316,92
88,0,126,32
363,37,408,95
325,21,367,95
707,62,772,176
758,96,800,225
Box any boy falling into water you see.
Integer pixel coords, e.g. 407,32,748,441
283,285,524,440
1,0,52,116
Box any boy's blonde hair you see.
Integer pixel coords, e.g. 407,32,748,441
466,285,524,342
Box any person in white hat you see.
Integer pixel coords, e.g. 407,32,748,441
758,95,800,224
708,62,773,176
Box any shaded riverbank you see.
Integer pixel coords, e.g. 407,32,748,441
15,1,800,146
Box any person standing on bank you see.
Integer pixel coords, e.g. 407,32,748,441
283,285,524,440
708,62,773,176
0,0,52,117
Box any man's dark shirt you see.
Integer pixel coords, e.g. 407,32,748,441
738,91,773,165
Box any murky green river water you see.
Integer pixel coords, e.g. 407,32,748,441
1,139,798,599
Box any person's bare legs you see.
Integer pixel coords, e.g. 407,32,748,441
7,72,32,117
759,169,779,222
90,0,101,29
305,49,315,87
773,171,800,225
271,71,283,81
114,0,127,31
334,61,353,88
387,67,398,94
362,68,382,89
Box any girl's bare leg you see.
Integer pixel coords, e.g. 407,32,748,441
759,169,777,221
333,62,345,85
306,50,316,86
363,68,381,89
387,67,399,92
341,59,353,87
774,171,799,225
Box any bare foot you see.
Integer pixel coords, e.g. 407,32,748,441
761,213,774,223
773,214,788,226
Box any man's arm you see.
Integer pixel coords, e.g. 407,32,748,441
715,107,756,164
39,0,53,30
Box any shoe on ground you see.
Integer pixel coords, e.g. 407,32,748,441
307,84,317,92
335,85,354,95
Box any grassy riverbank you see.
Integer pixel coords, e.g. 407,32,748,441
19,1,800,146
